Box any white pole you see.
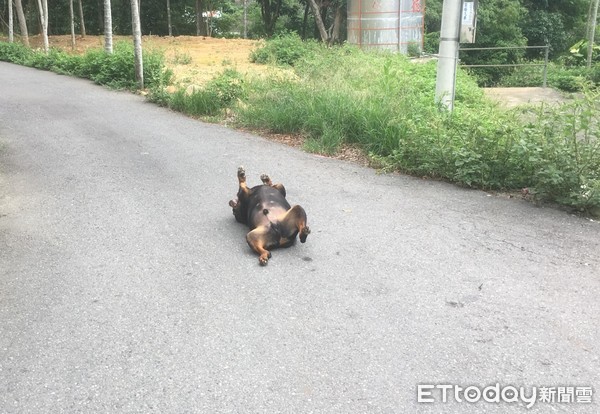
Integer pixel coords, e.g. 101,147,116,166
435,0,462,111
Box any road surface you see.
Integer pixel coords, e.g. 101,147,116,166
1,62,599,413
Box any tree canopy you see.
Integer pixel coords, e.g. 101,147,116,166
0,0,597,61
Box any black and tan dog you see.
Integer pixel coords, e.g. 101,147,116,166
229,166,310,265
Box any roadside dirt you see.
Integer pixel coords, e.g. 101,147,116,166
483,87,569,108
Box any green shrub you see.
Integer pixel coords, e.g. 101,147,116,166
423,31,440,54
249,32,320,66
205,68,245,105
0,41,33,63
520,87,600,211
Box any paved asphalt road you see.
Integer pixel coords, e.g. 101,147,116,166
1,62,599,413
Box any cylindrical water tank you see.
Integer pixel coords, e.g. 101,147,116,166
347,0,425,54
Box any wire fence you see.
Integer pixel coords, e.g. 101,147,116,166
459,45,550,87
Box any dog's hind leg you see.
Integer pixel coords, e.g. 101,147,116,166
260,173,286,198
278,205,311,243
246,225,277,265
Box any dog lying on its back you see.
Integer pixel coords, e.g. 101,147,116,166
228,166,310,265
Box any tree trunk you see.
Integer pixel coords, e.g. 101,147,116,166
166,0,172,36
36,0,49,52
14,0,29,47
258,0,281,37
243,0,247,38
205,7,211,37
301,2,309,40
588,0,600,68
8,0,14,43
104,0,113,53
78,0,87,37
307,0,328,43
130,0,144,89
196,0,201,35
70,0,76,50
329,4,343,45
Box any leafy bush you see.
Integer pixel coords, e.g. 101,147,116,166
518,87,600,211
423,31,440,54
0,41,33,63
250,32,321,66
205,68,245,105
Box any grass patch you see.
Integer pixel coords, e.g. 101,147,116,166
149,68,244,117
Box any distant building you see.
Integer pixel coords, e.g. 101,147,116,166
347,0,425,54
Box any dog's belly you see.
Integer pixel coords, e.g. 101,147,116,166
251,204,288,228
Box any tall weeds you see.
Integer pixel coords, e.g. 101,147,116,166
238,37,600,214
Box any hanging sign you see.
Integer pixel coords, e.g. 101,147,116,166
460,0,478,43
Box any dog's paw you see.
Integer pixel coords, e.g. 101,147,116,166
237,166,246,180
260,174,273,185
300,226,311,243
259,251,272,266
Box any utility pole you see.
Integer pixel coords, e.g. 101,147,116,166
435,0,462,111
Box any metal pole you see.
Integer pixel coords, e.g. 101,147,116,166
435,0,462,111
543,45,548,88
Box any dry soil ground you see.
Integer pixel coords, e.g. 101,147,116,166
30,34,269,87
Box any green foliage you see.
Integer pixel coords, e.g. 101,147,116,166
250,32,320,66
567,39,600,66
498,61,598,91
0,41,171,90
423,32,440,54
517,87,600,210
521,10,566,59
168,88,223,117
148,69,244,117
0,41,33,63
205,68,245,105
460,0,528,86
236,43,600,214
